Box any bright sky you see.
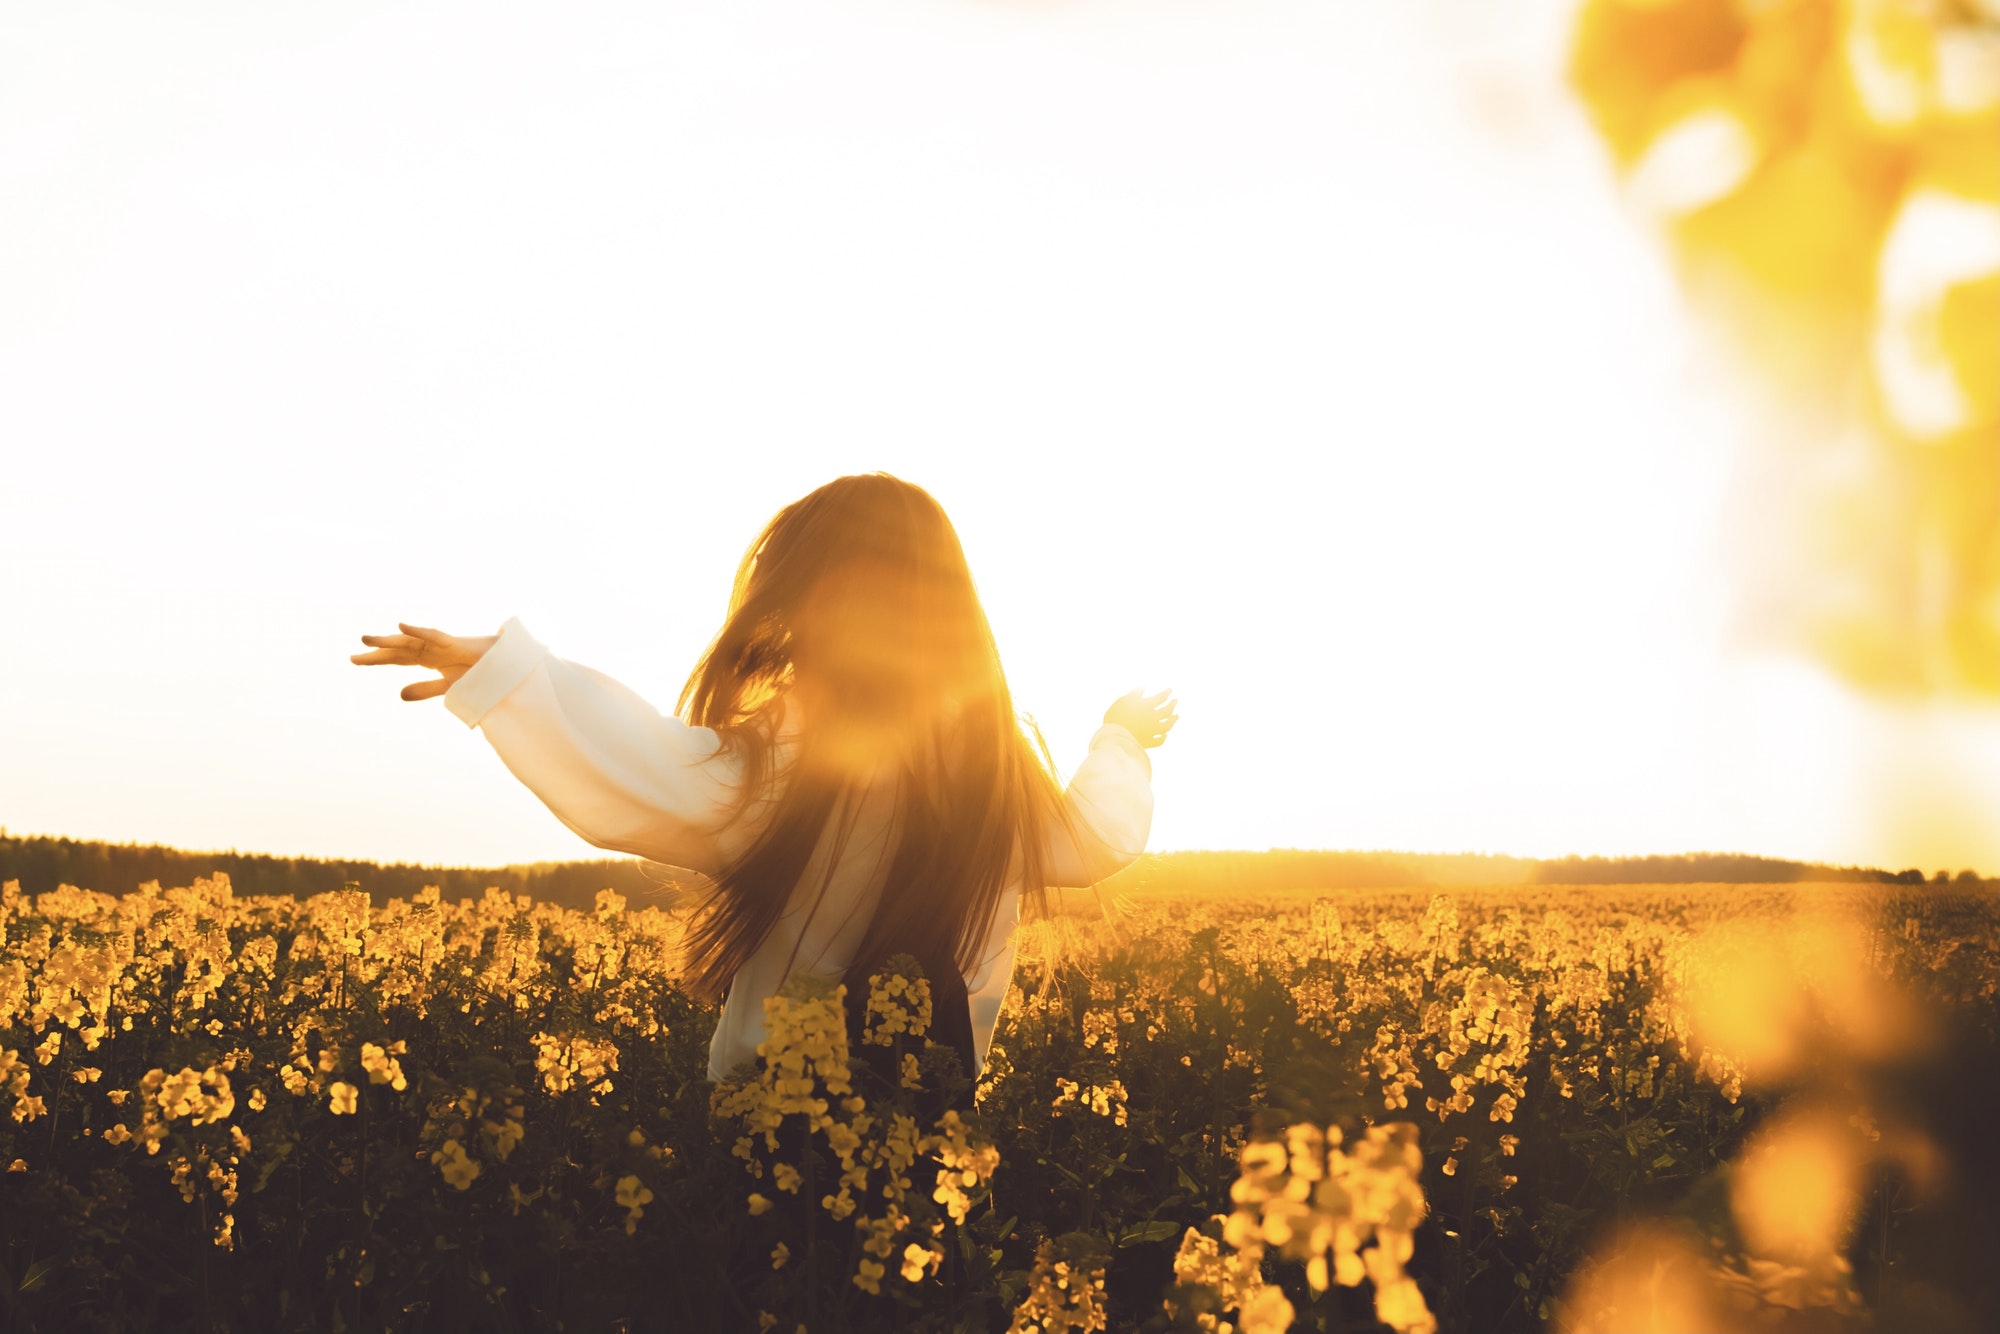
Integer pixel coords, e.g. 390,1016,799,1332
3,0,1996,874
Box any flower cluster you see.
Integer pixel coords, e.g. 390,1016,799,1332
1165,1225,1292,1334
530,1029,619,1099
1219,1122,1434,1334
1050,1076,1129,1127
1008,1233,1110,1334
862,958,932,1045
712,960,1000,1308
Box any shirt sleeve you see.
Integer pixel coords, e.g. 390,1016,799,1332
1040,723,1155,888
443,618,761,874
961,725,1154,1074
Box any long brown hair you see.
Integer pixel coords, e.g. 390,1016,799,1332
674,473,1067,1004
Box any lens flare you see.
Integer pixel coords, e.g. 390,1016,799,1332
1554,1225,1736,1334
1729,1108,1863,1264
1680,904,1933,1085
1682,922,1810,1081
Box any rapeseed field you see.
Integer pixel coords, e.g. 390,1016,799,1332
3,876,1994,1333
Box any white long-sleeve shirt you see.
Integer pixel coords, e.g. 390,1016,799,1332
442,617,1154,1080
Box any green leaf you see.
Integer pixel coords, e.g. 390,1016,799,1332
1117,1220,1184,1248
18,1259,56,1294
252,1138,295,1194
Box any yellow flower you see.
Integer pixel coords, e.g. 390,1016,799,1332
1239,1286,1297,1334
430,1137,481,1190
532,1030,620,1098
489,1115,526,1161
327,1082,358,1116
900,1242,938,1283
1218,1122,1434,1334
1007,1236,1109,1334
771,1242,791,1270
360,1041,407,1091
615,1173,653,1234
747,1192,774,1216
931,1110,1000,1225
863,959,934,1045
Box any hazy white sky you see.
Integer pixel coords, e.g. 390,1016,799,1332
3,0,1995,873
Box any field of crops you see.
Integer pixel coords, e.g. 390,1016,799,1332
3,874,1996,1334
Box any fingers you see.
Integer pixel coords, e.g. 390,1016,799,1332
351,633,427,667
352,623,453,703
1136,689,1178,749
1105,686,1178,745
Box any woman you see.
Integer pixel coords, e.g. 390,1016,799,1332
352,472,1175,1084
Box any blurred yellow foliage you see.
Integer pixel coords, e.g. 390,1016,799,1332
1571,0,2000,695
1730,1108,1863,1266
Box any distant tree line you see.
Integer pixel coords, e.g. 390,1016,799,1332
4,832,1988,908
1528,852,1990,887
0,832,674,910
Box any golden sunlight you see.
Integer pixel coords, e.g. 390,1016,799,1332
3,6,1999,1325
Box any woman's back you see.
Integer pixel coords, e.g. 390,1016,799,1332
354,473,1174,1081
436,616,1157,1078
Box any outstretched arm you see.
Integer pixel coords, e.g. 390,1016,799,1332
353,619,770,874
960,689,1176,1069
1040,688,1177,888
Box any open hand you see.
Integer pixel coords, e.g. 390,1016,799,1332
351,623,496,702
1103,688,1178,749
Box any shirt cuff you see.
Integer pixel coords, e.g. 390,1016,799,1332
443,617,547,729
1089,723,1152,775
